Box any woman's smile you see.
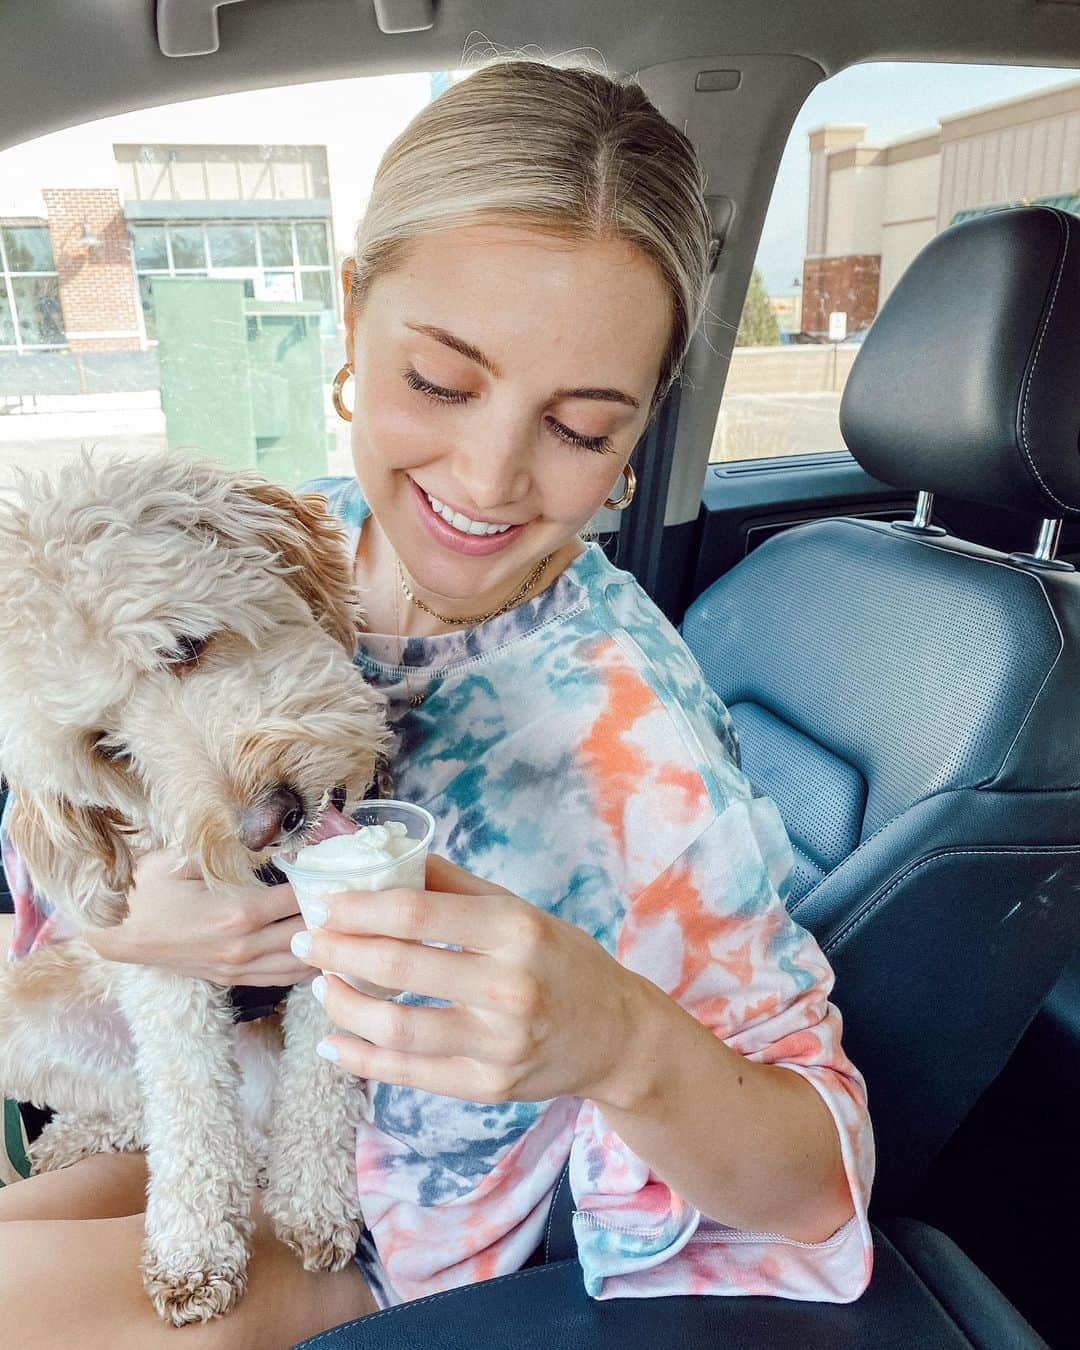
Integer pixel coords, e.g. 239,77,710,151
408,475,530,557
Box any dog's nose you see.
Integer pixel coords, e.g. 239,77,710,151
238,786,306,851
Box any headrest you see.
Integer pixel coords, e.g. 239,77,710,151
839,206,1080,519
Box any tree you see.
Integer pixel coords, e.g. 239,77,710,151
735,267,782,346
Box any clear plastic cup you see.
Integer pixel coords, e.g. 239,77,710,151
273,799,436,1000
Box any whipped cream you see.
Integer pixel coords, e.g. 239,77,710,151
282,819,425,1001
293,820,413,874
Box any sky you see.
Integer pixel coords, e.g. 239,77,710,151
755,61,1077,293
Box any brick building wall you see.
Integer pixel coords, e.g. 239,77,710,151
800,254,881,336
41,188,141,351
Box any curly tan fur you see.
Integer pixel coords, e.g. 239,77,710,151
0,450,393,1324
7,790,136,928
221,477,363,656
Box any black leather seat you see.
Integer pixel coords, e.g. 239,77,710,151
295,1159,1047,1349
682,205,1080,1210
293,207,1069,1348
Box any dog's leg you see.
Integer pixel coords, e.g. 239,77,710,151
263,982,364,1272
114,964,256,1327
0,941,141,1120
28,1104,146,1174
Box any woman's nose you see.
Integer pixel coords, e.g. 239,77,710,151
450,426,532,512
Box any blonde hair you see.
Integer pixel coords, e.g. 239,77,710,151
349,55,714,536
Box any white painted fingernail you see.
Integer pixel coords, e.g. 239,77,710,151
291,931,311,958
305,900,328,927
316,1040,340,1061
311,975,327,1004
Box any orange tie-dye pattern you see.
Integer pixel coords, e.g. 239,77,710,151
579,643,661,855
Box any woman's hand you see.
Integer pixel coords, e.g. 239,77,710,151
291,852,650,1105
81,846,315,987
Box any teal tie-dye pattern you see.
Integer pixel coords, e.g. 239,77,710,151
1,474,875,1312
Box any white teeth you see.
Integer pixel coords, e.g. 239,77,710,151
425,491,511,535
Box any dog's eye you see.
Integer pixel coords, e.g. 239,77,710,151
163,634,211,671
92,732,130,764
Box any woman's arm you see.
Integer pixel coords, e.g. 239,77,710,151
294,843,865,1249
594,968,855,1243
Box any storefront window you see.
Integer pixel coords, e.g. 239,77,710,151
0,226,63,350
131,219,335,339
206,224,258,268
170,227,206,269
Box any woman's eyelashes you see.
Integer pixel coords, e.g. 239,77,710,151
401,365,615,455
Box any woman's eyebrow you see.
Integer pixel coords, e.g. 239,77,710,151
403,321,641,410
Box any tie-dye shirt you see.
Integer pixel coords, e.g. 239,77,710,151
2,474,874,1308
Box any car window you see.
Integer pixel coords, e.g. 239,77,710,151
0,72,461,496
4,64,1077,490
715,60,1076,464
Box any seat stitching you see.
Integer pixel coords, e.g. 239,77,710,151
790,807,908,915
791,780,1080,918
1018,209,1075,513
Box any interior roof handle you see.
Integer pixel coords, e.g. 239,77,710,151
156,0,250,58
157,0,436,55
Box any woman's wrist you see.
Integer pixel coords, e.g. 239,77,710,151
79,919,135,965
587,967,678,1115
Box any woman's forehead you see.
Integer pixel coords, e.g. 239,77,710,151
372,225,672,392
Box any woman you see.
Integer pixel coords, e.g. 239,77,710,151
0,57,873,1347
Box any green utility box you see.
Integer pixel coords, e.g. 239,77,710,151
152,277,332,484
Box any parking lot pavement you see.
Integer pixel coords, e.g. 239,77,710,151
712,391,844,462
0,434,169,496
0,424,355,497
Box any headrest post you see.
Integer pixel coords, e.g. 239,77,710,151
1033,518,1062,564
892,490,947,538
1008,517,1075,572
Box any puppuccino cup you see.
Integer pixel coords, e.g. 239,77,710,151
273,799,436,1000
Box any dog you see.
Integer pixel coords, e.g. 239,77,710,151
0,450,393,1324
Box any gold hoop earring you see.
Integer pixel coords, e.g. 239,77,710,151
332,363,353,422
603,462,636,511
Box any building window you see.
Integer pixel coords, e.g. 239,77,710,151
131,219,335,340
0,225,64,350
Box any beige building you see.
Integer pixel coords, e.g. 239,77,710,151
802,77,1080,335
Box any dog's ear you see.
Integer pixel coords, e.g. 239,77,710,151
227,478,360,654
5,788,134,928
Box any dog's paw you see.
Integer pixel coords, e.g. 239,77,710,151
28,1111,143,1174
275,1216,360,1273
142,1258,248,1326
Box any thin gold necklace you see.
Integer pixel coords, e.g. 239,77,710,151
393,551,555,709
